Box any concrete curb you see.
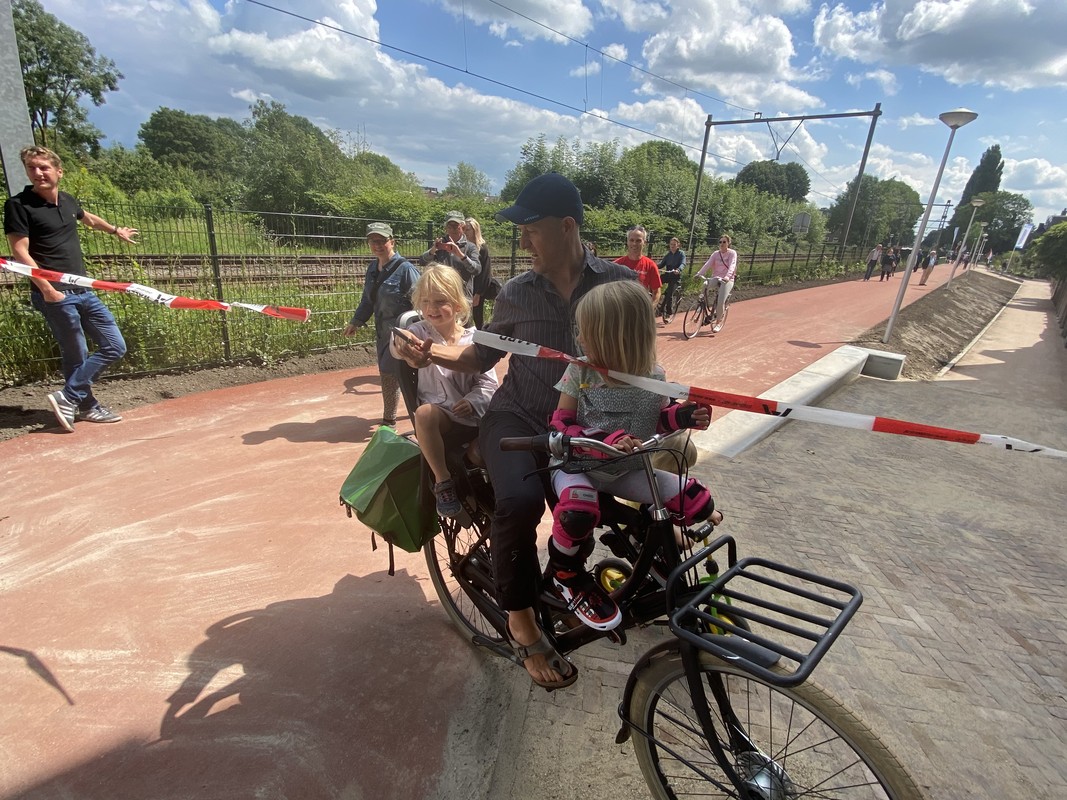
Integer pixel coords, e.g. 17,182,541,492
694,344,886,459
936,276,1024,378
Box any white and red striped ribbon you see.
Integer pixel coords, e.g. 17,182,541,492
473,330,1067,460
0,258,311,322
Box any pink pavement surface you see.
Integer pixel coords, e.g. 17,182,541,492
0,267,955,799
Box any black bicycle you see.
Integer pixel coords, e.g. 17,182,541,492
421,431,923,799
683,278,731,339
657,270,683,324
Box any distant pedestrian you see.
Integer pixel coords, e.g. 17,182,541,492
878,247,894,281
913,249,925,273
918,248,939,286
614,224,662,307
420,210,480,298
464,216,492,328
4,146,136,432
864,244,882,281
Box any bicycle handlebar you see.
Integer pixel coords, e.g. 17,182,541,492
498,432,668,461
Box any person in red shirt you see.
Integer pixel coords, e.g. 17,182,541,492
614,225,662,306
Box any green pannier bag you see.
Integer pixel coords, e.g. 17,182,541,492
340,426,439,572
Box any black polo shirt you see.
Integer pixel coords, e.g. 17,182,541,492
3,186,86,293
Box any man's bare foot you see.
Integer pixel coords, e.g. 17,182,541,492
507,608,566,685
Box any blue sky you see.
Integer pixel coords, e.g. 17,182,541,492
37,0,1067,222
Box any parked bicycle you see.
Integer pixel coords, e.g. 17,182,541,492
656,269,683,324
420,429,922,799
683,277,732,339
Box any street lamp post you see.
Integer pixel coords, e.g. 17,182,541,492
884,109,977,344
947,198,985,286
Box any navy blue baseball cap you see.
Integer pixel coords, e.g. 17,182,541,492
496,172,584,227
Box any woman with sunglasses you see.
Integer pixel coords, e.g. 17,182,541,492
694,234,737,328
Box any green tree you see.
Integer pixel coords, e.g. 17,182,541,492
961,190,1033,254
12,0,122,155
572,139,628,209
139,108,246,174
959,144,1003,208
825,175,922,247
445,161,492,198
1029,221,1067,280
241,100,350,215
617,141,695,211
734,160,811,203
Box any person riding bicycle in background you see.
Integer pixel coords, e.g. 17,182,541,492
694,234,738,326
547,281,721,631
656,236,685,316
614,224,662,308
391,265,498,517
394,172,635,689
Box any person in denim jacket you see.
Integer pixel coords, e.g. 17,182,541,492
345,222,421,427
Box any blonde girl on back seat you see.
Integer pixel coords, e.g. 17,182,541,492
392,265,498,517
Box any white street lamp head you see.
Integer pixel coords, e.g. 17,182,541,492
939,108,978,129
971,198,986,208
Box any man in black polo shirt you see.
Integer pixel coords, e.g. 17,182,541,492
4,146,138,432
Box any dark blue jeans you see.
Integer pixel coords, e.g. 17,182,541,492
32,291,127,410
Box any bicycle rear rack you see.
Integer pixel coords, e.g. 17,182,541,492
667,535,862,687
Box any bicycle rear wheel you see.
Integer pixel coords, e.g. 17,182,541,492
682,298,706,339
628,648,922,799
424,511,504,644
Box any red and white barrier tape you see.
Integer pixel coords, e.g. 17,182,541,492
472,330,1067,460
0,258,311,322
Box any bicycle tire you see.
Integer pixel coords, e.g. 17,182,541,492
628,648,923,800
424,513,504,645
682,298,706,339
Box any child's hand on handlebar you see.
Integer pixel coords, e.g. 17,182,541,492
609,433,643,453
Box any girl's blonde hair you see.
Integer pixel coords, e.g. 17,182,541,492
575,281,656,376
464,217,484,247
412,264,472,326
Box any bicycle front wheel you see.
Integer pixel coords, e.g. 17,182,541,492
682,298,706,339
424,513,504,645
628,648,923,799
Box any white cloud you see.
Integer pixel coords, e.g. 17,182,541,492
845,69,898,96
570,61,602,77
597,0,670,31
440,0,594,42
602,43,629,62
814,0,1067,90
898,113,938,129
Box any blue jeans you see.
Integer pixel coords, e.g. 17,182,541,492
32,291,127,410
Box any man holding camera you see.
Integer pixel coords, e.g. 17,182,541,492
420,210,480,297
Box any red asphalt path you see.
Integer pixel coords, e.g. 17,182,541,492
0,267,954,799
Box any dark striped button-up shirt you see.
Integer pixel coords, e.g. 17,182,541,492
475,250,637,430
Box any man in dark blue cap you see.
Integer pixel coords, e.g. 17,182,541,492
396,172,635,688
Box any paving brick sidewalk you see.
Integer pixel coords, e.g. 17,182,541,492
489,279,1067,800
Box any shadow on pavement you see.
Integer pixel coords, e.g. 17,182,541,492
241,415,372,445
6,572,465,800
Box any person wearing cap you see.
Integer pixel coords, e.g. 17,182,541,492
344,222,421,428
395,172,636,689
420,211,481,298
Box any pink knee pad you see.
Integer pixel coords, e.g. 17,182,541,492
551,486,601,550
665,478,714,525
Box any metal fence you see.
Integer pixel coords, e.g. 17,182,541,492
1,203,869,386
